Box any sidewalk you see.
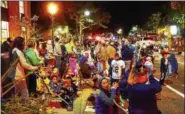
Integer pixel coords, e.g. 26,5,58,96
46,88,94,114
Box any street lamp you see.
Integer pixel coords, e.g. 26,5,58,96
47,3,58,15
47,3,58,51
84,10,90,16
79,10,91,44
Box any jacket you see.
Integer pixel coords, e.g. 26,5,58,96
160,58,168,73
79,62,91,79
25,48,42,75
168,55,178,72
121,45,133,61
95,77,117,114
122,76,161,114
95,89,116,114
12,48,36,80
106,45,116,59
95,44,109,61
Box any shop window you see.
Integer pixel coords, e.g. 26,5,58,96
1,1,8,8
1,21,9,39
19,1,24,20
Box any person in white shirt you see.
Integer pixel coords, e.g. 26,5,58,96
47,40,54,55
111,53,125,84
54,37,62,70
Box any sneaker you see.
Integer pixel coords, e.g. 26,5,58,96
66,106,73,111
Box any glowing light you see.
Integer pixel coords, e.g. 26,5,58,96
88,36,92,39
117,28,122,34
170,25,177,35
84,10,90,16
96,36,100,41
47,3,58,15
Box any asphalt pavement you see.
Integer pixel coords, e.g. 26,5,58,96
154,54,184,114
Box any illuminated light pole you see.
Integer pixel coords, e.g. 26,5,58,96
84,10,90,16
79,10,91,45
47,3,58,51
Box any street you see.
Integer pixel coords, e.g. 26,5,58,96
154,54,184,114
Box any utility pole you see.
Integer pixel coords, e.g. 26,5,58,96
51,16,55,51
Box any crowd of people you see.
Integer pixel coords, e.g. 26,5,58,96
1,35,179,113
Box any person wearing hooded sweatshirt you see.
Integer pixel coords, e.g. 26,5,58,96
95,77,118,114
25,39,43,96
167,53,178,78
79,55,92,79
122,64,162,114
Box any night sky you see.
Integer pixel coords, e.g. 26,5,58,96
31,1,169,35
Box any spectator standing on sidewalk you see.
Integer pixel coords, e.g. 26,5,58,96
124,64,162,114
121,41,133,72
168,53,178,78
12,37,39,99
1,38,13,75
159,51,169,85
25,39,43,96
54,37,62,70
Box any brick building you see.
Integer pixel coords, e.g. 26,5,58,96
1,1,31,42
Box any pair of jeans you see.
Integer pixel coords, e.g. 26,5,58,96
159,71,167,85
27,73,37,95
55,55,62,70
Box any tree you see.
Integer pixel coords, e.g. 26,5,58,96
144,12,161,31
170,1,185,29
63,2,111,44
9,15,41,40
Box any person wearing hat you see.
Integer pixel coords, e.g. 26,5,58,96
122,64,162,114
95,77,119,114
159,51,169,85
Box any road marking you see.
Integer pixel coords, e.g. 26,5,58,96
154,77,184,98
178,62,184,65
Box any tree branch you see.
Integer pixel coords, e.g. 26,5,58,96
82,22,99,30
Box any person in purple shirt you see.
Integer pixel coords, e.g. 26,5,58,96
121,64,162,114
95,77,119,114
